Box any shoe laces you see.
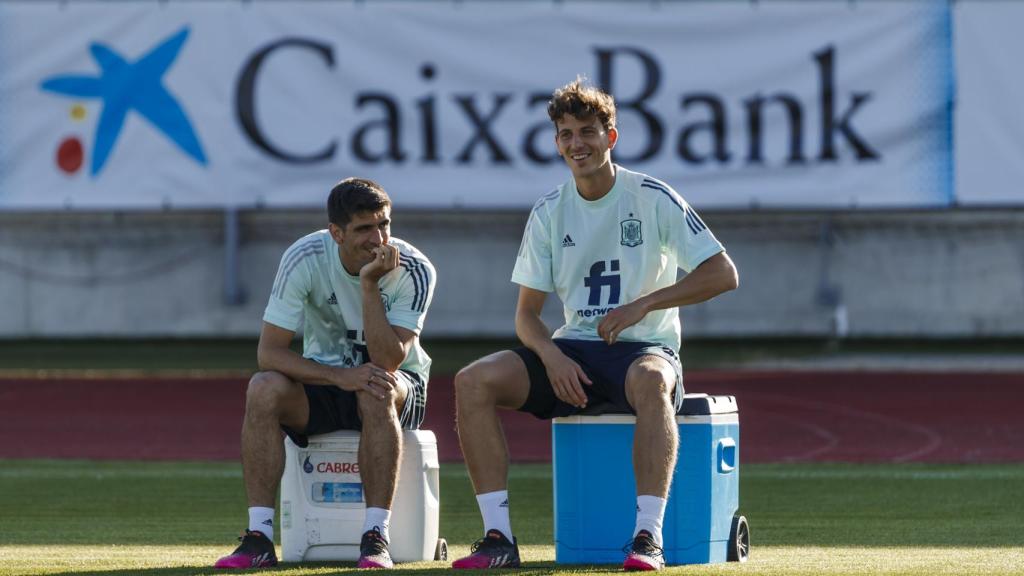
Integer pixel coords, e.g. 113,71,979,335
623,531,664,558
361,528,389,556
233,530,271,554
470,531,509,554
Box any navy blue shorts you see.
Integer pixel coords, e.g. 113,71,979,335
513,339,683,420
282,369,426,448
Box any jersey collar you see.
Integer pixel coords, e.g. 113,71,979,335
572,164,622,209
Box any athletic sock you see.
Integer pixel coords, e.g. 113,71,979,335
634,495,667,546
476,490,513,540
248,507,276,541
363,507,392,543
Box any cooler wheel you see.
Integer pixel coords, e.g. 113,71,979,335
728,515,750,562
434,538,448,561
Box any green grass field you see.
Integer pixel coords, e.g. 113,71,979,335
3,338,1023,574
2,460,1022,576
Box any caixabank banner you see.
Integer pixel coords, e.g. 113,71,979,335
0,1,952,209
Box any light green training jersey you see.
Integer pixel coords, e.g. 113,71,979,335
511,165,724,351
263,231,436,382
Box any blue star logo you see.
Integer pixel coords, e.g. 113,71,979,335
40,27,207,176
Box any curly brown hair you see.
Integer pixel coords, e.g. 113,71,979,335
547,76,617,131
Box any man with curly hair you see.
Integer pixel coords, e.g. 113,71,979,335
452,78,738,571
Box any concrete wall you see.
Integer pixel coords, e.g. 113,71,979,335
1,209,1022,338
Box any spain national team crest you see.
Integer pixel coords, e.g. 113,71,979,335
620,219,643,247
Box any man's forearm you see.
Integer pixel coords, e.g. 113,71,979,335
361,281,406,371
257,343,343,386
636,252,739,312
515,311,562,363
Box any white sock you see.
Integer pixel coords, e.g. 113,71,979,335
363,507,392,542
634,495,667,546
248,507,275,541
477,490,513,540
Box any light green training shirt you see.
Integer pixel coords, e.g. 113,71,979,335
264,231,436,382
511,165,724,351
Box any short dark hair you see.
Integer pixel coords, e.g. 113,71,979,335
547,76,617,131
327,177,392,227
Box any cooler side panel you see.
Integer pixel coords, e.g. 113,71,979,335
707,420,740,563
390,430,439,561
665,422,713,564
554,421,637,563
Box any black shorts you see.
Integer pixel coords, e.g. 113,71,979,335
282,369,427,448
514,339,683,420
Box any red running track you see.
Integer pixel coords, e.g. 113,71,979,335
1,372,1022,463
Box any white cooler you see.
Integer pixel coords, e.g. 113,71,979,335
280,429,443,562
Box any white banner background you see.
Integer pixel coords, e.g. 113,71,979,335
0,1,952,209
954,0,1024,206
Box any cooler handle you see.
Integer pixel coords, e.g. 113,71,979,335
717,438,737,473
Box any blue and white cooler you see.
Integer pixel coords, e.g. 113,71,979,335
553,394,749,565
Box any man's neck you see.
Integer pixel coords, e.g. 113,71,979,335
338,246,360,277
575,163,616,201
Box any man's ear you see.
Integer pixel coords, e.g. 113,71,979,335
607,127,618,150
328,222,345,245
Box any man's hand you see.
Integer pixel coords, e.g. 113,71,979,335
597,300,647,344
335,362,397,400
360,244,400,284
541,350,592,409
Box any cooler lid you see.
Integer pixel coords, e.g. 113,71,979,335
680,393,738,415
574,393,737,416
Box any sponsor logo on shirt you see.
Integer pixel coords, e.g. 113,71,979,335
584,260,621,305
561,234,575,247
576,306,617,319
577,260,621,319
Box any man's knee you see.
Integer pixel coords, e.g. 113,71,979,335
454,360,505,410
627,367,674,414
456,351,529,412
456,354,520,407
246,371,297,414
357,389,399,428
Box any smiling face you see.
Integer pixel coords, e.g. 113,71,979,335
330,207,391,275
555,114,618,183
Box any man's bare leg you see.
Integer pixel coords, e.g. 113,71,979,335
622,356,678,570
455,351,531,495
626,356,678,498
349,376,411,569
451,351,531,569
242,371,310,508
215,371,309,569
357,381,409,511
